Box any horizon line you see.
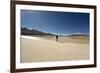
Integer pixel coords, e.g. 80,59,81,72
21,27,89,36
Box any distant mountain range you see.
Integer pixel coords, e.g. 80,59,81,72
21,27,89,37
67,33,89,37
21,27,55,36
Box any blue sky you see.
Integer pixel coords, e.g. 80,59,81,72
21,9,89,35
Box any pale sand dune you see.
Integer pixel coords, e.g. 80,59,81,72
21,35,89,63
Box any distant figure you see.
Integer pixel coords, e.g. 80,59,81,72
56,35,58,42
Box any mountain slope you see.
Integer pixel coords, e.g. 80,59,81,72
21,27,54,36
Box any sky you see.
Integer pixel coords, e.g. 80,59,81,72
21,9,89,36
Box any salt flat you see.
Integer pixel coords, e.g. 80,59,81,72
21,35,89,63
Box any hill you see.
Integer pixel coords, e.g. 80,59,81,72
67,33,89,37
21,27,55,36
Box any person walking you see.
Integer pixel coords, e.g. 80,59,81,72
56,35,58,42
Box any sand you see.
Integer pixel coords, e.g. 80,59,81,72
20,35,89,63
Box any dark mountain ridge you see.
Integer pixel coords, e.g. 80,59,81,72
21,27,55,36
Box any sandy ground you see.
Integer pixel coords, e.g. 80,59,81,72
21,35,89,63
